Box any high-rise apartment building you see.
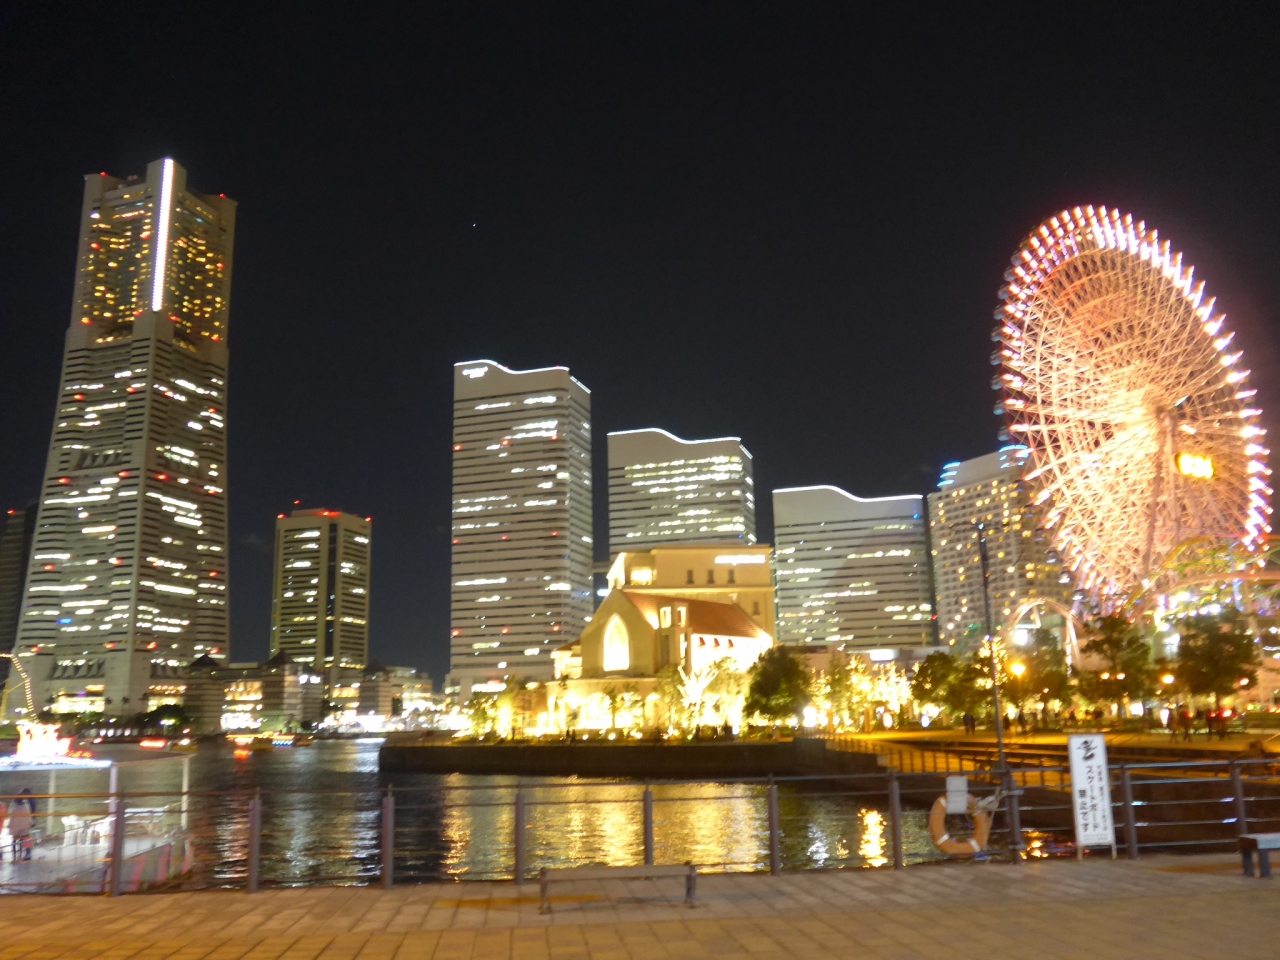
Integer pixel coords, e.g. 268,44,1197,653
0,506,38,685
773,486,933,656
607,429,755,557
270,510,371,673
927,447,1072,649
449,360,593,694
7,159,234,717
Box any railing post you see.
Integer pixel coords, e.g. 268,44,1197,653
1231,761,1249,836
888,770,904,870
247,789,262,894
643,785,654,866
108,782,126,897
1004,768,1024,865
767,780,781,876
1120,764,1139,859
514,786,526,885
382,787,395,889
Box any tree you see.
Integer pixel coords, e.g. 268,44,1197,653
816,649,869,730
1079,615,1153,716
910,650,988,720
619,683,641,728
1008,627,1073,714
707,659,747,726
678,664,719,732
745,647,810,724
911,652,956,710
1176,610,1260,711
465,692,498,736
602,685,618,728
655,665,684,731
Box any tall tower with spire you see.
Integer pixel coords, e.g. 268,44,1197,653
8,159,235,717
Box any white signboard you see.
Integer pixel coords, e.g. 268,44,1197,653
1068,734,1115,850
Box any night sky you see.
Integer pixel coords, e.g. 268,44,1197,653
3,5,1279,683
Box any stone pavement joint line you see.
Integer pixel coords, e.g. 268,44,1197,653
0,856,1277,958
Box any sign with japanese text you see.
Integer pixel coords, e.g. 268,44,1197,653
1068,734,1115,848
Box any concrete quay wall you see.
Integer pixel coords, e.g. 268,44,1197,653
379,737,885,779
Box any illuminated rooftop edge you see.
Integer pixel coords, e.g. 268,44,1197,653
454,359,591,394
607,427,753,460
772,484,921,504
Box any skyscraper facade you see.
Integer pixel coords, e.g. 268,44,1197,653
7,158,234,717
607,429,755,557
0,506,38,686
927,447,1072,649
449,360,593,694
773,486,933,656
270,510,371,672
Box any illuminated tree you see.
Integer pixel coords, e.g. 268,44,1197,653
910,651,989,720
994,206,1269,604
1010,627,1073,713
1176,609,1260,710
466,692,497,736
707,659,747,726
745,646,810,724
815,649,870,729
1076,616,1153,717
655,665,684,730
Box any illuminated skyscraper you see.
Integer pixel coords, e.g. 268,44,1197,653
927,448,1071,649
7,158,234,717
270,510,371,672
607,429,754,557
773,486,933,656
449,360,593,695
0,506,37,686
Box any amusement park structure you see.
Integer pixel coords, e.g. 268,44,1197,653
992,206,1273,623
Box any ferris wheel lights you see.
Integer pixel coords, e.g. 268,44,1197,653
996,208,1267,601
1236,389,1258,400
1177,453,1215,479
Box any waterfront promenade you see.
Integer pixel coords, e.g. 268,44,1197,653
1,855,1277,959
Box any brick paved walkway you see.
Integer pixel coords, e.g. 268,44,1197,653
0,855,1276,958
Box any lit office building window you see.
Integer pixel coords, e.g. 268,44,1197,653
773,486,932,657
448,361,593,696
927,447,1072,650
607,429,754,557
270,510,371,674
8,159,234,717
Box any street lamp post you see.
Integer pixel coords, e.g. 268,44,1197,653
975,524,1008,767
975,521,1024,863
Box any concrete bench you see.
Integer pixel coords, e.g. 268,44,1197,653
537,863,696,913
1239,833,1280,877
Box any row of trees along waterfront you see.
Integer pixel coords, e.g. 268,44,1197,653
911,609,1262,727
464,609,1262,736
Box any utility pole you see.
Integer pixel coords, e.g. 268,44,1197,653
976,521,1023,862
975,522,1007,768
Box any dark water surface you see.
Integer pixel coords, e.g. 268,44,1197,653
84,739,1004,886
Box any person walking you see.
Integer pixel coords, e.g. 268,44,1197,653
8,788,36,862
0,796,7,863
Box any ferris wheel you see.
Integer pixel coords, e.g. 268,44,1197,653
992,206,1271,603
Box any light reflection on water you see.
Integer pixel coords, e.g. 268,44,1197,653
170,740,949,886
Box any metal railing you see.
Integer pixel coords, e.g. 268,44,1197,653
2,757,1277,894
